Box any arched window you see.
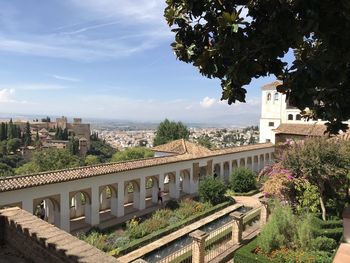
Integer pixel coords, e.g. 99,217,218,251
296,114,302,120
274,92,279,101
288,114,293,120
267,93,271,101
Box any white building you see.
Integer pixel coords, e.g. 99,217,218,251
259,81,337,144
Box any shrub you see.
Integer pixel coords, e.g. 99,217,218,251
311,237,337,252
198,176,227,205
257,204,296,253
165,200,179,210
295,213,315,250
230,167,257,193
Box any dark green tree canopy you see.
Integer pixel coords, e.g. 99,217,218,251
154,118,190,146
165,0,350,133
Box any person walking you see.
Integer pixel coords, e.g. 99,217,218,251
157,188,163,205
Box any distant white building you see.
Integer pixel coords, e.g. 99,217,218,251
259,81,349,144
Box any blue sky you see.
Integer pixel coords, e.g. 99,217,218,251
0,0,278,125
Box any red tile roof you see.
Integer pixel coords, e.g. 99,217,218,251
274,123,328,137
0,142,273,192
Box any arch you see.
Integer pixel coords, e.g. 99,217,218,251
247,157,253,170
239,158,245,168
288,114,293,120
146,176,160,204
223,162,230,182
296,114,302,120
259,154,264,170
34,197,60,226
253,156,259,172
213,163,221,178
181,170,191,194
265,153,270,165
99,185,117,211
199,167,207,180
124,180,140,208
70,191,91,222
267,93,271,101
166,172,180,199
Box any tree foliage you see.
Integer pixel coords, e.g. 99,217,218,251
85,155,101,166
164,0,350,133
111,147,154,162
197,134,212,149
154,118,190,146
261,139,350,220
15,149,81,175
87,138,117,162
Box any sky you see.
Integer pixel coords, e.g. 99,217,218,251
0,0,279,126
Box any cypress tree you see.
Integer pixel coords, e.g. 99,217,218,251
0,123,6,141
7,119,13,139
24,121,32,146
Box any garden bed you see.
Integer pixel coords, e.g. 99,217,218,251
234,217,342,263
78,197,234,256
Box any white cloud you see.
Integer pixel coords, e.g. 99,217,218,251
200,97,217,108
0,88,15,102
0,36,157,61
69,0,165,23
8,83,71,91
51,75,81,82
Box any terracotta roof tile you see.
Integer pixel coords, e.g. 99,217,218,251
274,123,328,137
261,80,282,90
0,142,273,192
152,139,211,156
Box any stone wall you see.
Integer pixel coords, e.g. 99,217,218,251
0,207,119,263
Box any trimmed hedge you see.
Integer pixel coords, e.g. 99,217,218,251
109,198,234,256
234,238,273,263
234,218,342,263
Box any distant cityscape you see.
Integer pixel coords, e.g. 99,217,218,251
93,125,259,150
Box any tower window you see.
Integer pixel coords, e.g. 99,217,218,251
268,122,274,127
288,114,293,120
274,93,279,101
267,93,271,101
296,114,302,120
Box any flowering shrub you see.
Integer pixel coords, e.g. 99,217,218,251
259,163,297,201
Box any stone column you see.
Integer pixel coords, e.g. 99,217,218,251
89,185,100,226
22,198,33,215
230,211,244,244
343,205,350,243
190,230,208,263
158,173,164,191
117,182,125,217
260,197,269,228
138,177,146,210
60,191,70,232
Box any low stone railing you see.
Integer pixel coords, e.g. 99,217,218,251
333,206,350,262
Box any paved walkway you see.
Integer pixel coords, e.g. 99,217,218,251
232,192,263,209
118,203,243,263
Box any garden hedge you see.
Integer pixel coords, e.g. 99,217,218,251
109,198,234,256
234,218,343,263
234,238,273,263
230,189,260,197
